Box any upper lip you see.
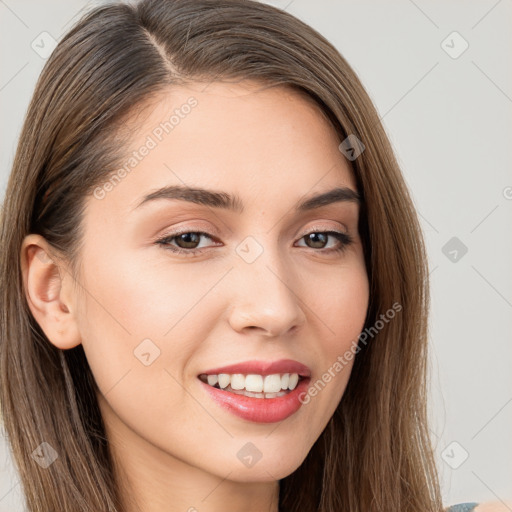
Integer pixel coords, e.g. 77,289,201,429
199,359,311,378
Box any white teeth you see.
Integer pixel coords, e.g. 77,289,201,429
231,374,245,390
207,374,218,386
263,374,282,393
245,374,263,392
288,373,299,390
218,373,230,389
202,372,302,394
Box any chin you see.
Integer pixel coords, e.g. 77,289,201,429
214,446,310,482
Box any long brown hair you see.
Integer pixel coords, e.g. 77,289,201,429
0,1,443,510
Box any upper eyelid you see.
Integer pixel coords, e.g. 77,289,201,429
159,224,349,237
158,217,350,236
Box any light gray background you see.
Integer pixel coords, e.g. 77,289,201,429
1,0,511,510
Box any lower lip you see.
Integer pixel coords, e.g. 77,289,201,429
199,378,311,423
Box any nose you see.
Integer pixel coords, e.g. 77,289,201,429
227,246,306,338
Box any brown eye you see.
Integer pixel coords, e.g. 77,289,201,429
174,232,202,249
156,231,218,256
297,231,353,254
304,232,329,249
156,229,353,258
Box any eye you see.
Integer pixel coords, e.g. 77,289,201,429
155,229,354,257
155,231,219,256
296,230,354,254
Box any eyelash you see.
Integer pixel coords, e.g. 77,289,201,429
155,229,354,257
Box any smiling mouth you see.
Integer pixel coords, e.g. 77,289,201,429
198,372,304,399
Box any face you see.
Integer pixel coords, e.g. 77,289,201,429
43,81,369,485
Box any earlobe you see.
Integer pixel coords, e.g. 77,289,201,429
20,234,82,350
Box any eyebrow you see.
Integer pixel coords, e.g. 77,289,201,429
132,184,361,213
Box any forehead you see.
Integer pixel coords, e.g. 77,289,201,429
89,80,357,216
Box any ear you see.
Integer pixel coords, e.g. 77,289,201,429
20,234,82,350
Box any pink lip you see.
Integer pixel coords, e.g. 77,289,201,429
197,359,312,423
199,359,311,378
199,377,311,423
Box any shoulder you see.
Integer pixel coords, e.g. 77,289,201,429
445,504,479,512
446,503,512,512
447,502,512,512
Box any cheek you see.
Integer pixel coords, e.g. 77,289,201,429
75,266,203,450
313,259,370,350
77,242,225,344
299,260,368,420
75,245,238,424
74,250,203,401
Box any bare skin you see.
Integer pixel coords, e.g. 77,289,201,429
21,80,370,511
475,503,512,511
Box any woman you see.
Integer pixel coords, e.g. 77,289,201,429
0,0,498,511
